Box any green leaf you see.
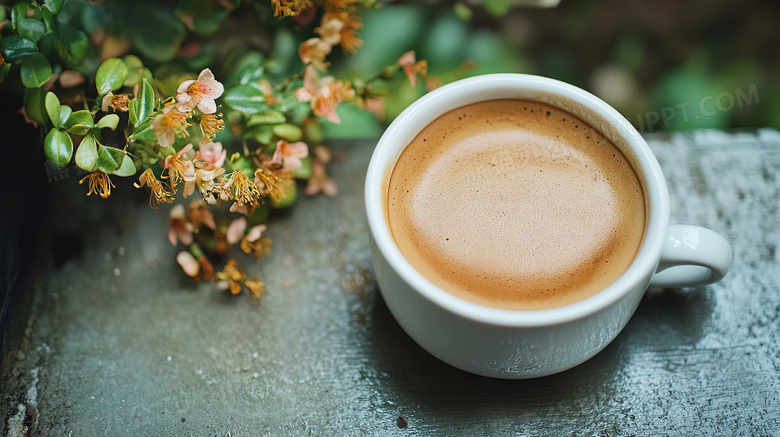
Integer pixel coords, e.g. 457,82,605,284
453,3,472,21
20,52,52,88
45,91,60,127
112,155,137,177
11,3,31,30
292,155,313,179
0,6,6,22
129,9,186,62
122,54,144,86
65,110,95,135
303,119,324,144
55,24,88,65
0,35,38,62
151,63,191,97
96,145,125,174
44,128,73,168
96,58,129,95
17,18,46,43
128,117,157,144
223,84,266,114
37,7,56,32
129,78,154,127
222,51,264,87
0,63,12,84
321,102,382,139
271,178,298,208
129,143,159,166
272,123,303,142
236,63,265,85
96,114,120,130
57,105,72,129
484,0,510,16
246,125,274,145
23,87,48,125
247,110,286,126
175,0,229,36
44,0,64,14
79,2,108,34
75,134,98,171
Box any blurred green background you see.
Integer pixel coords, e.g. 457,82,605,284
329,0,779,138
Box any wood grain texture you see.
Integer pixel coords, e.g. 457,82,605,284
1,130,779,436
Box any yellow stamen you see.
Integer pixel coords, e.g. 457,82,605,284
164,155,192,190
79,171,114,199
200,113,224,143
241,235,272,260
134,169,174,209
159,107,191,136
229,171,261,209
272,0,313,17
254,167,287,203
217,259,245,295
245,277,267,303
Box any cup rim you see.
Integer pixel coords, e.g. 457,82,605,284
365,73,670,327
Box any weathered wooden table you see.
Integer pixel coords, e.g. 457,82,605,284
2,129,779,436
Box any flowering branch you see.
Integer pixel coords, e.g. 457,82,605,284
0,0,428,302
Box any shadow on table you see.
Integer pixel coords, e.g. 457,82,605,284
364,285,714,416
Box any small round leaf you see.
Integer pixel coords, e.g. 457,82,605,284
271,177,298,208
45,91,61,127
65,110,95,135
17,18,46,43
57,105,73,129
247,110,286,126
96,58,129,95
75,135,98,171
44,0,64,14
112,155,137,177
20,52,53,88
0,35,37,62
55,24,88,65
96,145,125,174
23,87,48,126
44,128,73,168
96,114,120,130
223,84,266,114
272,123,303,142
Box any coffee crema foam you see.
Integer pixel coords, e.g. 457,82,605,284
387,99,645,310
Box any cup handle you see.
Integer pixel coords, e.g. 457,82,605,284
649,224,732,288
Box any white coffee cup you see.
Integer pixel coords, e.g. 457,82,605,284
364,74,732,379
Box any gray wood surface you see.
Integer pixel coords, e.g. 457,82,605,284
2,130,779,436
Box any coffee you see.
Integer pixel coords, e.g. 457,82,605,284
386,99,645,310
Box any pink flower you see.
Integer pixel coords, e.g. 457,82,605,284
183,166,224,198
176,68,224,114
197,141,227,168
270,140,308,171
398,51,427,87
150,105,190,148
226,217,247,246
176,251,200,277
295,65,354,124
168,204,194,246
305,158,338,197
163,144,195,190
298,37,332,72
240,224,269,259
186,199,216,231
183,142,226,198
245,224,266,243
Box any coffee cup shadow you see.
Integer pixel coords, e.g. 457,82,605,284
363,284,713,413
